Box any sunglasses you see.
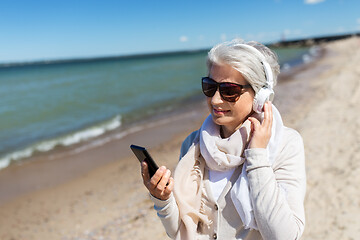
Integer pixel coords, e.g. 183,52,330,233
201,77,252,102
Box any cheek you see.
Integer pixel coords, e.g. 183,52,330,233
233,97,254,116
206,97,212,110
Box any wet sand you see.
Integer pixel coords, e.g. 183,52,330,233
0,37,359,239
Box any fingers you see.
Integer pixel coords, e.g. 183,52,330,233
141,161,150,185
248,117,260,131
268,102,273,128
149,166,165,190
143,165,173,200
248,102,272,130
156,168,171,191
262,101,273,129
164,177,174,195
247,101,273,149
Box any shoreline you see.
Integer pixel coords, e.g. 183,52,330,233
1,37,359,240
0,48,322,206
0,99,209,205
0,44,320,171
0,44,324,205
2,38,359,239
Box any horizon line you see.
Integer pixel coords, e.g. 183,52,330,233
0,47,211,68
1,31,359,68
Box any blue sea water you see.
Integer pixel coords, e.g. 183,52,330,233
0,46,315,169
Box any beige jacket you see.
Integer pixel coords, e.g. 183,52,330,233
150,126,306,240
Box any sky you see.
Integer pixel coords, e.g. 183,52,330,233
0,0,359,63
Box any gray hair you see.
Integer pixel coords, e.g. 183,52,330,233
207,38,280,94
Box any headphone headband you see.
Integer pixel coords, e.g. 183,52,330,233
237,44,274,89
237,43,275,113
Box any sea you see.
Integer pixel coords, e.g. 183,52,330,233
0,46,319,170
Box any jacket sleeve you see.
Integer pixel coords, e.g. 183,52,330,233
245,128,306,240
149,130,199,238
150,193,181,238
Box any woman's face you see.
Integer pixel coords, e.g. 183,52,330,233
207,63,255,138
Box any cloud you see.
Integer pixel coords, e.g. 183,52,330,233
220,34,227,42
304,0,325,4
179,36,188,42
357,18,360,25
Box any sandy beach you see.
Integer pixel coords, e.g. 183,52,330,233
0,37,359,240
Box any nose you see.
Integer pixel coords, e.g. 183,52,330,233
210,88,224,105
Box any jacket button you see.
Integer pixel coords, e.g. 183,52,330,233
214,204,218,210
213,233,217,239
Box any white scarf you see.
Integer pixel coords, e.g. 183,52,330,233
199,104,284,230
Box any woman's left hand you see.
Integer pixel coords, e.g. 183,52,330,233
248,101,273,149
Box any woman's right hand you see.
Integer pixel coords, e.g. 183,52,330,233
141,162,174,200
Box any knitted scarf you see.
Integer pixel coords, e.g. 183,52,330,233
173,104,284,239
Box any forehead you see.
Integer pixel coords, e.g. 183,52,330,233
209,64,248,85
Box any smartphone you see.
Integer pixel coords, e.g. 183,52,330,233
130,144,159,178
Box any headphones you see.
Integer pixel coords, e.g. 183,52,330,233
238,44,274,113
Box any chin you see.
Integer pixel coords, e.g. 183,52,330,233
211,114,230,126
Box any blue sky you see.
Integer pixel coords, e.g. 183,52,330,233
1,0,359,63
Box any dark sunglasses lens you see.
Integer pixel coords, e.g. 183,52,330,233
220,83,241,102
202,78,217,97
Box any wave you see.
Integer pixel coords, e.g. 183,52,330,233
0,115,122,170
0,110,198,170
64,110,198,157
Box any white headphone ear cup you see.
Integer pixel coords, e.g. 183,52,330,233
253,88,274,113
268,89,274,102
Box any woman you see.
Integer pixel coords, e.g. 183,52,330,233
141,39,306,240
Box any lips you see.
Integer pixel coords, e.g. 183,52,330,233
213,108,230,115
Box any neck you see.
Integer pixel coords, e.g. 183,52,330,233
220,111,255,138
220,125,238,138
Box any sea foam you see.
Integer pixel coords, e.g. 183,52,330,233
0,115,121,170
